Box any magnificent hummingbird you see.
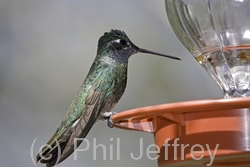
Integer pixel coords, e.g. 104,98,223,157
36,29,180,166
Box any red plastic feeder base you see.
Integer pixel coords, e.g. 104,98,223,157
112,97,250,167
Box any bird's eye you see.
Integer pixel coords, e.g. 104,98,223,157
120,39,127,45
112,39,128,49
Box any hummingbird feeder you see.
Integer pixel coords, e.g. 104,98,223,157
112,0,250,166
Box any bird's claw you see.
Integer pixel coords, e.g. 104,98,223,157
103,112,117,128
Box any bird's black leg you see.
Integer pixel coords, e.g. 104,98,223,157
102,112,117,128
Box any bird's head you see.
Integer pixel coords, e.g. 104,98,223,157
97,29,180,63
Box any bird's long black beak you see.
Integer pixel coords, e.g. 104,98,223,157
137,47,181,60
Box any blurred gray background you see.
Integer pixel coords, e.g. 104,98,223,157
0,0,222,167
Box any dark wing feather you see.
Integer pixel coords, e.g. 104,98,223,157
56,81,112,164
37,70,115,166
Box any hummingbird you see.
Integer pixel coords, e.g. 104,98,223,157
36,29,180,167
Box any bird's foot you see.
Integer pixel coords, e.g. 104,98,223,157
103,112,117,128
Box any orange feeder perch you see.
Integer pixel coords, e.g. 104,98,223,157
112,97,250,167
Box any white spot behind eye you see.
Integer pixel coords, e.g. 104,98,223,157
113,39,121,43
